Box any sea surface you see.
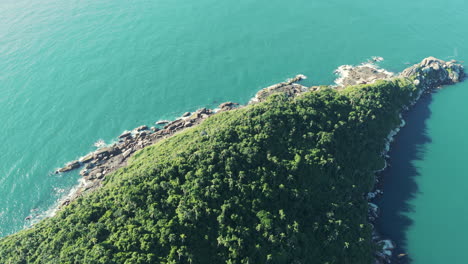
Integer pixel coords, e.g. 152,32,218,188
0,0,467,262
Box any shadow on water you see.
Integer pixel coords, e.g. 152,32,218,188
374,92,435,264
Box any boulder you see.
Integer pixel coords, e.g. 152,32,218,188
79,154,94,163
368,202,379,218
56,160,81,173
122,148,133,159
182,112,191,117
94,146,121,160
155,120,170,125
219,102,239,111
135,125,148,132
118,131,132,139
197,108,209,115
251,83,309,103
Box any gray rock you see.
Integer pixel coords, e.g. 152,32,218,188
135,125,148,132
400,57,465,87
182,112,191,117
79,154,94,163
155,120,170,125
94,146,121,160
122,149,132,158
119,131,132,139
56,160,81,173
219,102,239,111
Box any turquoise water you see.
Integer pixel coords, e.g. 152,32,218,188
0,0,467,261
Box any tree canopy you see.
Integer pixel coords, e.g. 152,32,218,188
0,78,418,264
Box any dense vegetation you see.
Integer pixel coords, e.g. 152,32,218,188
0,78,419,264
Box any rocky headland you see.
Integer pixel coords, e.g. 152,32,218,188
52,57,464,264
363,57,464,264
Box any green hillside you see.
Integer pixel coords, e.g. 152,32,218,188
0,78,418,264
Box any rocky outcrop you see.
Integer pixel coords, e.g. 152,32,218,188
52,59,464,263
218,102,239,112
55,74,314,208
249,74,308,104
367,57,465,264
333,56,464,90
155,120,170,125
55,161,80,173
334,63,394,88
55,107,217,208
375,240,396,263
400,56,464,87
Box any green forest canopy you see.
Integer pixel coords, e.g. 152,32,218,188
0,78,418,264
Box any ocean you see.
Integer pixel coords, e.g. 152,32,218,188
1,0,467,262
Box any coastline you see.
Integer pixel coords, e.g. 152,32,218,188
30,57,464,263
364,57,465,263
38,74,309,220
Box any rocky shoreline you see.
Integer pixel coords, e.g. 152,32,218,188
357,57,465,264
53,74,309,210
52,57,464,264
55,107,219,208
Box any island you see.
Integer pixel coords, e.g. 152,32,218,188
0,57,463,264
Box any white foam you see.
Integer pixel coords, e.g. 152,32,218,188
372,56,384,62
333,61,394,87
93,139,106,148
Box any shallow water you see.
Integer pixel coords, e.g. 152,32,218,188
1,0,468,261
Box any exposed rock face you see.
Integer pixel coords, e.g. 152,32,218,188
56,161,80,173
334,63,394,88
333,56,464,91
400,56,464,87
249,74,308,104
218,102,239,112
